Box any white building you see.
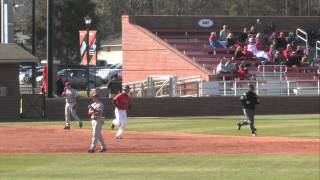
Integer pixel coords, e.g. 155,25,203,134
98,37,122,65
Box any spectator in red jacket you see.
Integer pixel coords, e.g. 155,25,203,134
242,46,254,60
282,44,293,59
237,64,250,80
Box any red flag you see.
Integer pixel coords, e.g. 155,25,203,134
42,64,48,94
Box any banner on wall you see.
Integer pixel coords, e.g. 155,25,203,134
79,30,97,66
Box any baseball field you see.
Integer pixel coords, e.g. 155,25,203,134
0,114,319,180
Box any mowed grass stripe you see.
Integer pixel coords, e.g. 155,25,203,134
0,154,318,180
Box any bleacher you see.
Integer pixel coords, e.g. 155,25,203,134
122,15,320,96
149,27,320,96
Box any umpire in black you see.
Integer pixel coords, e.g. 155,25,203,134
238,84,260,136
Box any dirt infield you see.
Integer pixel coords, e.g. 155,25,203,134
0,126,319,155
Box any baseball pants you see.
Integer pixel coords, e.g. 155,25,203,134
239,108,256,133
112,108,128,138
65,103,81,127
90,118,106,150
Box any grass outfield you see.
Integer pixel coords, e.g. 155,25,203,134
0,114,319,180
1,114,319,138
0,155,319,180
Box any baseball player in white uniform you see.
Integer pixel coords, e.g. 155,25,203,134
61,81,82,129
87,91,107,153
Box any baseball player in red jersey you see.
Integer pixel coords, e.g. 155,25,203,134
111,85,132,139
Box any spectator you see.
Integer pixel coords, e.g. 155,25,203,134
216,58,227,74
247,37,258,55
239,27,249,46
268,45,277,62
301,48,313,66
235,46,245,59
55,75,64,96
242,46,254,60
255,33,265,50
237,64,250,80
208,32,224,49
286,32,298,45
254,19,264,34
248,25,257,36
285,51,301,67
282,44,293,59
226,33,237,48
276,32,287,51
225,58,236,74
219,25,230,41
273,51,286,65
265,20,276,35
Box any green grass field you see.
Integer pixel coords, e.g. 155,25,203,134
0,114,319,180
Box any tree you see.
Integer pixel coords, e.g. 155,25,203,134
33,0,96,64
19,0,319,64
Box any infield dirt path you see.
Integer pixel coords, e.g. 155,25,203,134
0,126,319,155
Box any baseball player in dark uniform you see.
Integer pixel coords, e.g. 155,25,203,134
238,84,260,136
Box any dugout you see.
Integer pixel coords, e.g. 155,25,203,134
0,43,38,119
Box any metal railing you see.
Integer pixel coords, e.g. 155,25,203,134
296,28,308,48
316,40,320,59
257,65,287,80
123,75,202,97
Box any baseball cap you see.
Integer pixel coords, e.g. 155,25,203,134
248,84,255,90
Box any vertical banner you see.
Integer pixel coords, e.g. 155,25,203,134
79,30,97,66
42,64,47,94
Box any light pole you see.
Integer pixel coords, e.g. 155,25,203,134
84,15,92,97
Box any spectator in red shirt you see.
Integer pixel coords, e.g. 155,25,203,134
282,44,293,59
242,46,254,60
111,85,132,139
237,64,250,80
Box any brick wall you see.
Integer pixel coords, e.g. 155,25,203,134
122,16,210,84
44,96,319,120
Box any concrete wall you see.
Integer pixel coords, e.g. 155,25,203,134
44,96,319,120
122,16,210,84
